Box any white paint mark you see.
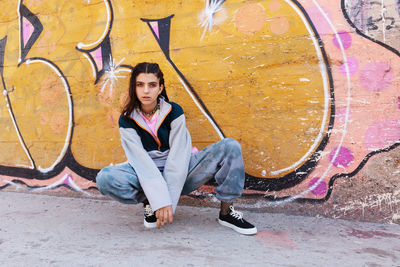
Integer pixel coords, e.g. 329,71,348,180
251,64,265,69
77,0,111,49
199,0,226,40
261,170,267,177
1,179,22,189
4,89,35,169
208,193,219,202
100,56,127,97
300,78,310,82
336,192,400,219
30,173,92,196
16,1,74,171
82,52,96,78
392,213,400,222
381,0,386,43
26,59,73,173
100,78,109,94
14,164,34,168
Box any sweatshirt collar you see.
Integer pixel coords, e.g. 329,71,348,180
130,97,172,132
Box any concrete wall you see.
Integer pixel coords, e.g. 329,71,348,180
0,0,399,223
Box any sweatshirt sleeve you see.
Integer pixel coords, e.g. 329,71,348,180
163,113,192,213
119,126,172,211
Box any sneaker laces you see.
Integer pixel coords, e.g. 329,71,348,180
144,205,154,216
229,206,243,220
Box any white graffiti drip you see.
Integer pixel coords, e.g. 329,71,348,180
0,179,22,189
100,56,127,97
178,77,224,139
381,0,386,42
200,0,225,40
30,173,92,196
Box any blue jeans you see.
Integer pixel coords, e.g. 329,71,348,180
96,138,245,205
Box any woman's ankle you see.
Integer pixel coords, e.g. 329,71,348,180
220,201,233,215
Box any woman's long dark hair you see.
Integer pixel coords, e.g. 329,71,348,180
122,62,169,117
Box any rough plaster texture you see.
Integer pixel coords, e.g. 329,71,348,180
1,192,400,266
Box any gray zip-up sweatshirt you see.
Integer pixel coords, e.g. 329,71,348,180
118,98,192,213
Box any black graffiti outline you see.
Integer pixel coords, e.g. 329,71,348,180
77,37,114,84
0,0,396,202
239,141,400,203
139,0,334,191
0,3,99,179
230,0,334,191
0,178,98,192
342,0,400,57
0,35,37,169
1,0,335,193
364,1,397,31
19,4,43,64
0,36,7,77
346,1,398,30
397,0,400,17
229,0,400,200
231,0,400,200
75,0,114,84
0,55,101,180
140,15,226,138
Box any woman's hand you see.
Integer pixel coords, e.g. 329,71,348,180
155,205,173,228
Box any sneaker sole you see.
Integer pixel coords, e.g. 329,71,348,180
218,219,257,235
144,219,157,229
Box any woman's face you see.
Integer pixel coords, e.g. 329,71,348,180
135,73,163,111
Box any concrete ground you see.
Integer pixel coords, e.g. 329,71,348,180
0,191,400,266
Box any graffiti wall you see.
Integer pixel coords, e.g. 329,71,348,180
0,0,399,222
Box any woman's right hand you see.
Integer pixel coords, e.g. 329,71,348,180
155,205,173,228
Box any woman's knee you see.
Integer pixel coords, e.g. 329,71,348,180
95,167,114,194
223,138,242,154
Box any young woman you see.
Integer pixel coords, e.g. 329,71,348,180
96,62,257,235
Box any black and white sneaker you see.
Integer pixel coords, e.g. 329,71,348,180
218,206,257,235
144,204,157,228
